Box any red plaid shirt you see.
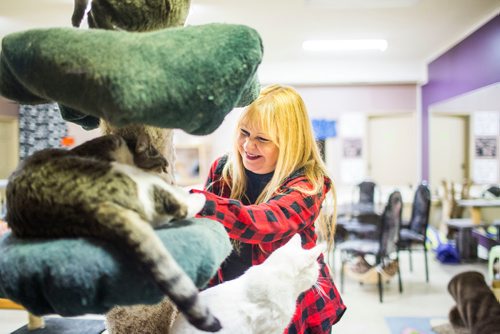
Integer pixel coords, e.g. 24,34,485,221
193,156,346,334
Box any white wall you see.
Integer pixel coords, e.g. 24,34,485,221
174,84,418,195
1,85,420,199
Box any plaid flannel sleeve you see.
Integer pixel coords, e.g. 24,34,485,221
192,178,327,244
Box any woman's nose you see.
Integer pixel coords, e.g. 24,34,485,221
243,137,256,150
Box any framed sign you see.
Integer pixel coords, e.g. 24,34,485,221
475,136,497,158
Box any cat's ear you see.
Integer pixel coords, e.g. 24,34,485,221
289,234,302,248
135,133,149,153
307,246,322,261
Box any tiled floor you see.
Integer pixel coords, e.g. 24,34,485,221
330,250,489,333
0,251,489,334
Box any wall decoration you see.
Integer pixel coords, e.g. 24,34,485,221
339,113,366,183
473,111,499,136
343,138,363,158
474,136,497,158
312,119,337,139
471,111,500,183
19,103,68,160
473,159,499,184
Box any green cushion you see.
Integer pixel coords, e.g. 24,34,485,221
0,218,231,316
0,23,262,134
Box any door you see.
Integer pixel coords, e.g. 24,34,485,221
367,113,417,186
429,113,469,189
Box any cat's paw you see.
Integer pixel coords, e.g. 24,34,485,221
131,133,169,173
186,193,206,217
134,152,168,173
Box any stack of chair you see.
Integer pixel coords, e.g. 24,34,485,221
338,190,403,303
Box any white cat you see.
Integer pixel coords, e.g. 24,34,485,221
170,234,322,334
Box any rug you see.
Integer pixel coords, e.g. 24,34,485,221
385,317,449,334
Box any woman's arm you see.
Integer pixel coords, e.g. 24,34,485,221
0,221,9,236
193,179,328,244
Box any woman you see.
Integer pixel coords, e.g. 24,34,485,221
192,84,346,333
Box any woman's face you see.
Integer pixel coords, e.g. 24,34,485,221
237,123,279,174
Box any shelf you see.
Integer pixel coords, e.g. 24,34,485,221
174,144,207,187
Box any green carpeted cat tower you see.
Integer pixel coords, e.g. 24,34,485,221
0,0,263,332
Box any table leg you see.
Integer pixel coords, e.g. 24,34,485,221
470,207,482,225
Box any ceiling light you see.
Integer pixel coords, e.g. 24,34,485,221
302,39,388,52
305,0,420,9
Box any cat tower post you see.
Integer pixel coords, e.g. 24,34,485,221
0,0,263,332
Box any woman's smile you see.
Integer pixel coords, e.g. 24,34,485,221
244,152,261,160
237,125,278,174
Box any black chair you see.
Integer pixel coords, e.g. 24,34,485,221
336,181,381,241
397,183,431,282
338,190,403,302
357,180,376,205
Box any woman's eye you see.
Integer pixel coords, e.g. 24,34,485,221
257,137,270,143
240,129,250,137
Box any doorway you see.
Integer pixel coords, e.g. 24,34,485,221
429,113,469,191
367,113,417,186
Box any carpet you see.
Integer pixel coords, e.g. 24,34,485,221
385,317,449,334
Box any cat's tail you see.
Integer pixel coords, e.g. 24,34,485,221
95,202,222,332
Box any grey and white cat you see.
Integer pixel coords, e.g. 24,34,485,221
170,234,322,334
6,134,221,332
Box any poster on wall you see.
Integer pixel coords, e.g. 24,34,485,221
473,111,499,136
474,136,497,158
339,113,366,183
471,111,500,184
343,138,363,158
473,159,499,184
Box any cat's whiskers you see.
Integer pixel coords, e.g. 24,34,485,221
312,278,329,299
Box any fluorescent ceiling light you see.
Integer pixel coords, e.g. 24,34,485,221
305,0,420,9
303,39,388,52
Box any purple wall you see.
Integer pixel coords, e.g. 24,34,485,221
421,14,500,181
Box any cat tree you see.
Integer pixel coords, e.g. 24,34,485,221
0,0,263,332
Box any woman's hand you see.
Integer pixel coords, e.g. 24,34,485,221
0,220,10,236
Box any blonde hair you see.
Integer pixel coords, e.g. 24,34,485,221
221,84,337,251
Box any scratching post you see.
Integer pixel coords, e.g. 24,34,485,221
0,0,263,331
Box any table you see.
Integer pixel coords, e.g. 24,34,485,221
337,202,382,218
446,219,485,261
457,199,500,225
336,203,382,237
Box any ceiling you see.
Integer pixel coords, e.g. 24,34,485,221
0,0,499,84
